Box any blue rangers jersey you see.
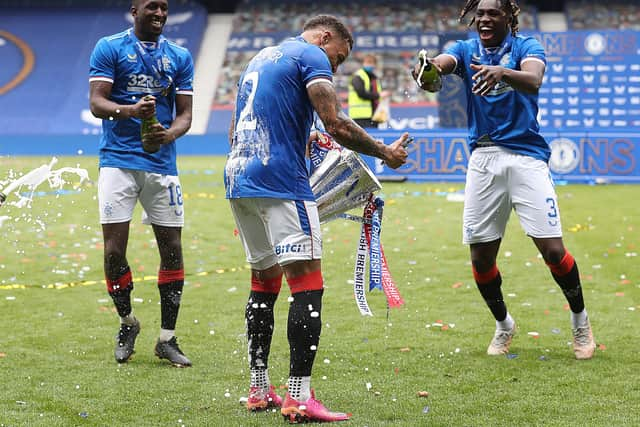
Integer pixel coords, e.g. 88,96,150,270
89,29,194,175
444,33,550,162
225,36,333,200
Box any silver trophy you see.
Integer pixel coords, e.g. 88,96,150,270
310,149,382,223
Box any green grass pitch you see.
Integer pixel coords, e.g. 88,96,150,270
0,156,638,426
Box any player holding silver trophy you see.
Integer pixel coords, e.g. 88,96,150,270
224,15,409,423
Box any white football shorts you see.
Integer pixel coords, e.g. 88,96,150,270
229,198,322,270
98,167,184,227
463,146,563,244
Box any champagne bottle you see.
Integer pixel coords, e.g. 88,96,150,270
416,49,442,92
141,95,160,153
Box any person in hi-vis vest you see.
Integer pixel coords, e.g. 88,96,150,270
348,54,390,128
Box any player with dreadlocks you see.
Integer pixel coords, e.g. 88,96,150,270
412,0,596,359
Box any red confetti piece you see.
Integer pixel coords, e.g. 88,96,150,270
451,282,463,289
543,309,550,315
563,304,570,311
394,367,399,375
620,280,631,285
233,228,239,236
441,324,449,331
615,292,625,297
598,344,606,351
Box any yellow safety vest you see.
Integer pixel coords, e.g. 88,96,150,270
348,68,381,120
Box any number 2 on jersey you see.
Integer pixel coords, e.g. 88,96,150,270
236,71,259,132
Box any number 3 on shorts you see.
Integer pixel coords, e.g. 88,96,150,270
545,197,559,226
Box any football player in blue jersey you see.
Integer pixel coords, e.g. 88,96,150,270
89,0,193,367
225,15,410,422
413,0,595,360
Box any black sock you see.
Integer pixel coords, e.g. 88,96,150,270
246,291,278,370
110,288,133,318
552,262,585,313
108,266,133,318
476,272,507,322
287,289,323,377
158,280,184,330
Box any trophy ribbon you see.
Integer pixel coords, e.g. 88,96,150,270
362,196,404,308
352,195,404,316
353,218,374,317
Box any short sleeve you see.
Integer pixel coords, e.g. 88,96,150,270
89,37,115,82
519,36,546,67
175,51,194,95
444,40,466,76
299,45,333,86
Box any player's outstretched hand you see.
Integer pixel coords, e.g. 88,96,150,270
470,64,504,96
384,132,411,169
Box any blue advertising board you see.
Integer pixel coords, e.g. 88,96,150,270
226,31,441,52
0,3,206,136
533,31,640,130
2,130,638,184
364,130,640,184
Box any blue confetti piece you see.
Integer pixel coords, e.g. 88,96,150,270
506,353,518,359
79,412,88,418
538,355,549,361
551,328,561,334
422,406,430,414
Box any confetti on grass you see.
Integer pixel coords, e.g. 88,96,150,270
0,264,251,291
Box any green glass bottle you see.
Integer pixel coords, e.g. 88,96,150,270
141,95,160,153
416,49,442,92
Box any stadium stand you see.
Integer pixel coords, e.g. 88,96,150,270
213,0,538,107
2,1,640,156
231,0,537,33
567,1,640,30
215,0,537,105
207,0,538,134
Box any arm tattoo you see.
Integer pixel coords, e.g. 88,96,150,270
308,81,387,160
